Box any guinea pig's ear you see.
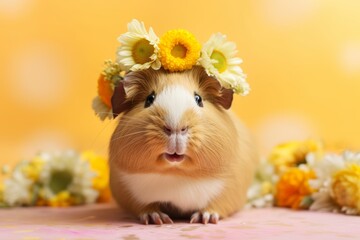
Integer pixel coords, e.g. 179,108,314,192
216,87,234,110
111,81,131,118
195,66,234,109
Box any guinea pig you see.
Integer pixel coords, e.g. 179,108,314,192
109,66,258,225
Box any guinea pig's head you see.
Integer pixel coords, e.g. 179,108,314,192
109,66,237,177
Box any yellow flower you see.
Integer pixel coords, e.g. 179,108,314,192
158,29,201,72
332,164,360,211
269,140,323,173
21,156,44,181
261,181,274,195
47,191,73,207
276,168,315,209
81,151,111,203
102,59,123,83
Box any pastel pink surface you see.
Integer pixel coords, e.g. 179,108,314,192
1,203,359,240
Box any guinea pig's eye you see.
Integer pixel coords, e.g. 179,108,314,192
194,93,203,107
145,91,156,108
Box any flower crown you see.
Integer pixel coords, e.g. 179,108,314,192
92,19,250,120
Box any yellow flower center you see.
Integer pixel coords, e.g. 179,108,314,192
158,29,201,72
211,50,227,73
171,44,187,58
132,38,155,64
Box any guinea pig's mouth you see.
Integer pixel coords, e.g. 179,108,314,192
164,153,185,162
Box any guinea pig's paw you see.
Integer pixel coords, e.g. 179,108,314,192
140,211,174,225
190,211,219,224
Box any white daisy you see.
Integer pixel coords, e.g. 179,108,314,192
3,169,33,206
198,33,250,95
39,151,98,204
92,96,113,121
117,19,161,71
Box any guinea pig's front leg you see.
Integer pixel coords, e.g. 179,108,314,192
139,203,174,225
190,210,220,224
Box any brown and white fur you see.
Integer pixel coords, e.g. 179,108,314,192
109,66,258,224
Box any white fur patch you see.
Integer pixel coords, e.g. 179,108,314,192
155,85,198,129
120,172,224,212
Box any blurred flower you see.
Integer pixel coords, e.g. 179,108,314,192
247,141,360,216
39,151,98,205
47,191,74,207
246,181,274,208
3,170,33,206
92,96,113,121
332,164,360,214
276,168,315,209
198,33,249,95
117,19,161,71
158,29,201,72
0,150,109,208
269,140,323,173
81,151,111,203
309,151,360,214
21,156,44,181
309,191,339,213
246,159,277,208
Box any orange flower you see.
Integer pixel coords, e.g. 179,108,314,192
276,168,315,209
97,74,113,109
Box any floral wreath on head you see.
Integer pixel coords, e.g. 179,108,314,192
92,19,250,120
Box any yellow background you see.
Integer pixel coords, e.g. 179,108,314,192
1,0,360,168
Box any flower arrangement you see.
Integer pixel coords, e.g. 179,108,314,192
92,19,249,120
246,140,360,216
2,141,360,215
0,150,110,207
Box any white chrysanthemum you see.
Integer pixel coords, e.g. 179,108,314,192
92,96,112,121
246,159,276,208
3,170,33,206
117,19,161,71
39,151,98,204
198,33,250,95
246,181,274,209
